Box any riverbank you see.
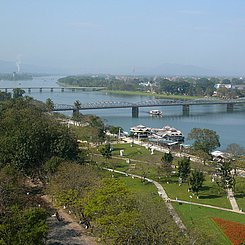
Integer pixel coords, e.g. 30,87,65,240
57,79,200,100
100,90,200,100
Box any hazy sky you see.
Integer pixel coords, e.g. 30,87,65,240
1,0,245,74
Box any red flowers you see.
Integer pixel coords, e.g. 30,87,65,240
212,217,245,245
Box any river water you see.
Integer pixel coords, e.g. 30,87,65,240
1,75,245,149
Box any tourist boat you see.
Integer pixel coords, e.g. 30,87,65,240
149,110,163,116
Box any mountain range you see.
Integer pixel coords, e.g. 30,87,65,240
0,59,240,76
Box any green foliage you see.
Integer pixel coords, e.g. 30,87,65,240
107,125,122,135
83,179,139,241
0,207,48,245
188,128,220,154
216,161,235,190
74,100,81,109
0,165,25,214
45,98,54,112
189,169,205,196
99,143,112,162
0,99,79,176
47,162,100,209
162,152,174,164
178,157,191,183
0,91,11,101
161,152,174,178
44,156,63,175
12,88,25,98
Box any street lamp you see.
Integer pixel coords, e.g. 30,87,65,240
189,195,192,212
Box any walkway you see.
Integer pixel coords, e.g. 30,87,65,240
227,188,241,212
104,168,187,233
104,168,244,234
120,137,244,211
42,195,98,245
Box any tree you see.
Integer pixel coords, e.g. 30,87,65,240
0,99,79,177
189,170,205,197
195,149,211,165
99,143,112,163
45,98,54,112
0,207,48,245
74,100,81,110
12,88,25,98
83,178,138,243
178,157,191,183
216,161,235,191
187,128,220,154
161,152,173,178
225,143,245,158
73,100,81,118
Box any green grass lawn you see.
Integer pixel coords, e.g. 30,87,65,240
173,203,245,245
97,143,241,210
235,177,245,211
162,179,231,209
113,172,245,245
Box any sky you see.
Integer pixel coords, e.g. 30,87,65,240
1,0,245,75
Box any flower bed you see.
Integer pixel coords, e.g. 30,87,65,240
212,217,245,245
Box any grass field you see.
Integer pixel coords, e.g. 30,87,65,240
173,203,245,245
94,142,245,244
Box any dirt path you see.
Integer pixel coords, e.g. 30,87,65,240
42,195,98,245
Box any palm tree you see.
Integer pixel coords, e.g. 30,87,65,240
74,100,81,110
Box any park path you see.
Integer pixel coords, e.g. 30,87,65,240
227,188,241,212
105,168,187,233
120,137,244,211
42,195,98,245
104,168,244,234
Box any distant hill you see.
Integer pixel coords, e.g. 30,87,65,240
137,63,219,76
0,60,64,74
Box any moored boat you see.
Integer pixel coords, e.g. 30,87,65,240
149,110,163,116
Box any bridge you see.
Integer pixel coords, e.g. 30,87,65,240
0,86,106,93
53,98,245,117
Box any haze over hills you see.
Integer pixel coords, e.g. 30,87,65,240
136,63,219,77
0,59,243,77
0,60,66,75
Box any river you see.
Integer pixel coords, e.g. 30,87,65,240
1,75,245,149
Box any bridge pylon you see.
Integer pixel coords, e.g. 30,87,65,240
182,104,190,116
227,103,234,112
132,106,139,118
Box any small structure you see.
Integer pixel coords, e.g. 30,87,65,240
130,124,151,138
120,149,124,156
211,150,231,162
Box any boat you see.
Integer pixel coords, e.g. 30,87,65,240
149,110,163,116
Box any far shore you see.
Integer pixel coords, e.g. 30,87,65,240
56,80,201,100
105,90,201,100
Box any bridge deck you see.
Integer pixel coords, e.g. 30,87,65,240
53,99,245,111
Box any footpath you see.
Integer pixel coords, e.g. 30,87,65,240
42,195,98,245
120,137,244,213
105,168,187,233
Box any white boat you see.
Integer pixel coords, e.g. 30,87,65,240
149,110,163,116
